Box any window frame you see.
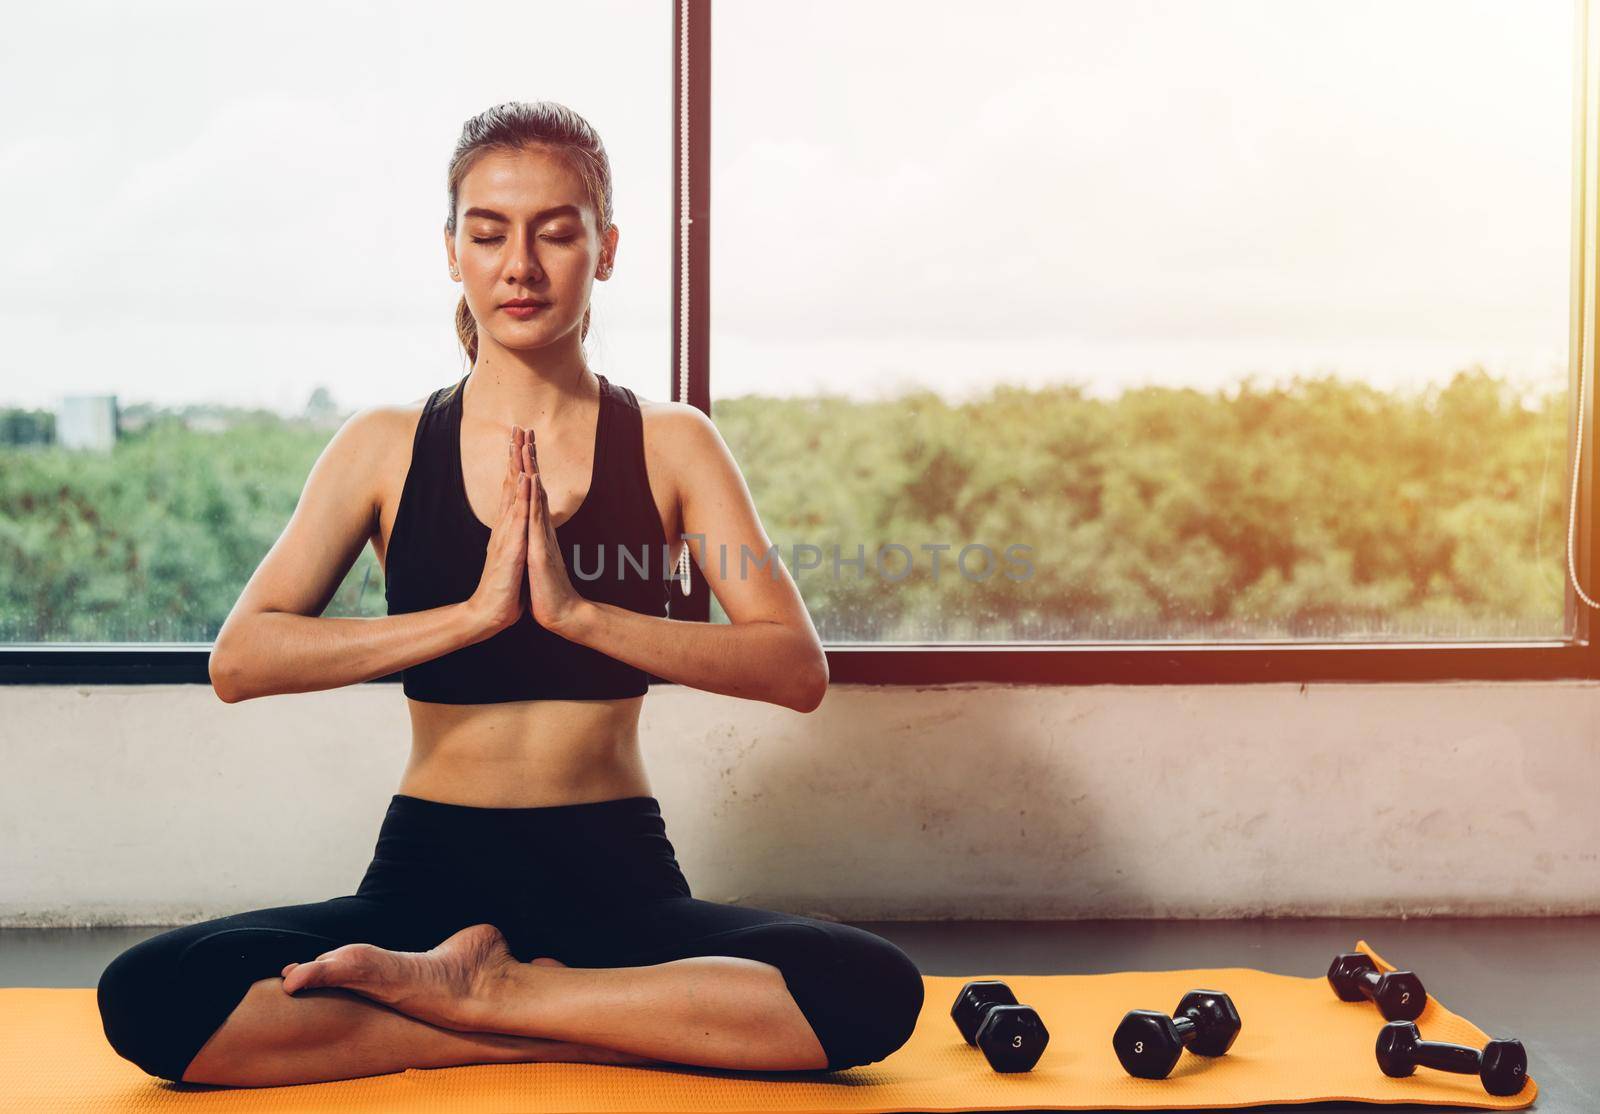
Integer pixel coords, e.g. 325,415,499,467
2,0,1597,688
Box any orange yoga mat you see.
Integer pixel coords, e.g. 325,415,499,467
0,939,1538,1112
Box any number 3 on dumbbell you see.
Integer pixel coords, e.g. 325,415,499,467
949,979,1051,1073
1113,990,1243,1080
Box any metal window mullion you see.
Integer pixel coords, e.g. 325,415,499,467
670,0,711,626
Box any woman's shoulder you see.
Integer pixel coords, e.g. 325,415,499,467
634,392,714,438
633,393,743,515
350,397,430,458
330,398,434,513
624,392,721,519
635,393,724,466
350,397,439,553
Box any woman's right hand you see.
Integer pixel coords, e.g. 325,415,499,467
467,426,532,635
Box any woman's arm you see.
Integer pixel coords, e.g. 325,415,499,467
209,408,525,703
212,606,495,704
554,604,827,713
532,404,829,713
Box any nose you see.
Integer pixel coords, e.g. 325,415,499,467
503,228,544,284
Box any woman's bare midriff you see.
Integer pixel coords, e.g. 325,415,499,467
396,695,656,808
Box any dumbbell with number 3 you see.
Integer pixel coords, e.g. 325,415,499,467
1112,989,1243,1079
950,979,1051,1072
1327,952,1426,1021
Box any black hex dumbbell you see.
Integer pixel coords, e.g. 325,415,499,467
949,979,1050,1072
1327,952,1426,1021
1376,1021,1528,1096
1112,989,1242,1079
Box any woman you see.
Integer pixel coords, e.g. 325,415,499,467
96,101,924,1088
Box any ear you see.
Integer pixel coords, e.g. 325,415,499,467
443,225,459,280
600,224,620,274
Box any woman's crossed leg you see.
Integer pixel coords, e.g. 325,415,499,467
277,895,925,1075
96,894,646,1087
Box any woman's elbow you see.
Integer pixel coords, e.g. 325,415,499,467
786,652,830,713
207,633,253,704
207,648,242,703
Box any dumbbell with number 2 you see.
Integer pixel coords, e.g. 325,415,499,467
1327,952,1426,1021
1377,1021,1527,1096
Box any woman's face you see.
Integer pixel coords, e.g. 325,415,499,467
446,147,616,350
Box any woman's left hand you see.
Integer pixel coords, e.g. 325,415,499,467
521,433,586,637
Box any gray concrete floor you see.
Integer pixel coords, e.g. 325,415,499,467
3,916,1591,1113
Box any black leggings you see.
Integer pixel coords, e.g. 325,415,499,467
97,793,924,1082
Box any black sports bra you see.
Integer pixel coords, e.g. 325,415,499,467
384,372,671,703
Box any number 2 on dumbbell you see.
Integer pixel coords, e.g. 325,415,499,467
1327,952,1427,1021
1376,1021,1528,1097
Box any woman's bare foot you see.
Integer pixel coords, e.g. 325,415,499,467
280,924,542,1032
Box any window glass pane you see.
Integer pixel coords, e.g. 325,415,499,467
0,1,670,643
710,0,1575,642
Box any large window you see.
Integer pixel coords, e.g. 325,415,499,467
708,0,1579,646
3,0,1598,684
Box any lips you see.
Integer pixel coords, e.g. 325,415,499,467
501,299,550,308
501,302,549,319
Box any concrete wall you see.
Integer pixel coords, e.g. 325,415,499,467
2,680,1596,927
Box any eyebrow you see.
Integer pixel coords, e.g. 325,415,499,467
462,205,580,222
